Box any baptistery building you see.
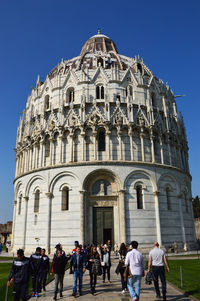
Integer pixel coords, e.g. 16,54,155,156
12,32,196,253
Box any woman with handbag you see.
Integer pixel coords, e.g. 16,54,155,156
101,244,111,283
119,243,128,293
87,246,101,294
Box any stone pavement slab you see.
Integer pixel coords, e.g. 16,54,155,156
37,261,193,301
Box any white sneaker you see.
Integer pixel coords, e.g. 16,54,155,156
122,290,125,294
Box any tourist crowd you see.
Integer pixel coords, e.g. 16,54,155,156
7,240,169,301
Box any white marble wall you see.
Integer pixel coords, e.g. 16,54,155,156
13,164,196,253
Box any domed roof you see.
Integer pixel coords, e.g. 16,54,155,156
80,30,118,57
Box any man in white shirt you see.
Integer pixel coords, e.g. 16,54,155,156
148,242,170,301
125,241,145,301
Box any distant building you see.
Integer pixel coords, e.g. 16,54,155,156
0,221,12,244
12,32,196,254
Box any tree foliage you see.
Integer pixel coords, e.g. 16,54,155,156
192,196,200,218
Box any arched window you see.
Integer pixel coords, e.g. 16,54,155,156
45,137,50,158
18,195,22,215
66,87,74,103
98,129,106,151
151,93,156,108
117,94,120,101
101,86,104,99
136,185,143,209
137,63,142,74
97,57,104,67
62,187,69,211
126,85,133,97
96,85,104,99
34,190,40,213
45,95,50,110
166,187,171,210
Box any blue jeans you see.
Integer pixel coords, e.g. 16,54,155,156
127,275,142,300
73,269,83,293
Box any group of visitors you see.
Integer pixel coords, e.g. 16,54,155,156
7,247,50,301
7,240,170,301
116,240,169,301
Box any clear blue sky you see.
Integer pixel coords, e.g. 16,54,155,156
0,0,200,223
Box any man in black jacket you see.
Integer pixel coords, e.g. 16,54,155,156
30,247,43,297
71,246,86,296
52,249,70,300
40,248,50,292
8,249,30,301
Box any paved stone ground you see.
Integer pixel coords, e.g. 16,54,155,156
37,260,193,301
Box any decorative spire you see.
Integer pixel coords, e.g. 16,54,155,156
97,28,101,34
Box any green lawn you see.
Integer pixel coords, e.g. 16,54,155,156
0,262,13,301
0,257,14,261
167,259,200,300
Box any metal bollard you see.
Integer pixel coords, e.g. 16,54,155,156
180,265,183,288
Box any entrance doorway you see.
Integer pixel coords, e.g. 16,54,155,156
93,207,113,246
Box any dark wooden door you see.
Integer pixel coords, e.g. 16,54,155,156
93,207,113,246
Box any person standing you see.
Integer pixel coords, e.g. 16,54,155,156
125,241,145,301
71,245,86,296
8,249,30,301
148,242,170,301
51,249,70,300
40,248,50,292
101,244,111,283
118,243,127,294
87,246,101,294
70,241,79,274
30,247,43,297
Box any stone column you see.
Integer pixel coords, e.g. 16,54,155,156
40,140,44,167
33,143,37,169
59,134,63,164
49,138,54,166
119,189,126,244
118,130,122,160
23,150,26,172
81,133,85,161
22,196,29,250
106,131,111,160
29,146,33,170
69,133,74,162
140,133,145,162
93,131,97,160
154,191,162,246
11,200,17,249
167,135,172,165
19,153,23,174
45,192,53,254
150,134,155,163
128,129,134,161
159,136,164,164
27,147,31,172
178,194,187,250
79,190,85,245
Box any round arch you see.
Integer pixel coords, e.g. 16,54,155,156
25,175,46,197
14,181,23,199
82,168,121,192
157,172,179,194
49,171,81,193
124,170,157,192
